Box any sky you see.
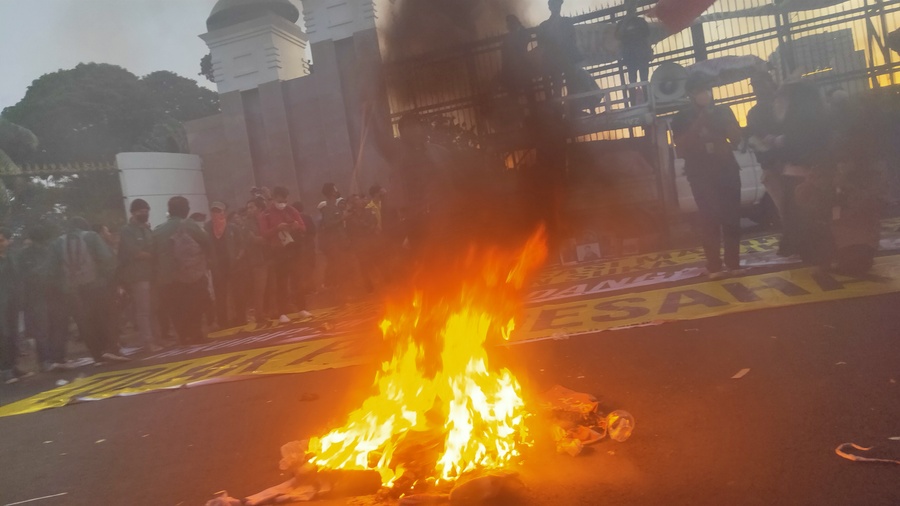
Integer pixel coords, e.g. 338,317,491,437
0,0,612,113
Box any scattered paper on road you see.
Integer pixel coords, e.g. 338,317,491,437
731,368,750,379
835,442,900,465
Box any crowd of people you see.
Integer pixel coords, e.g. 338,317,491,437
0,182,394,384
674,71,897,279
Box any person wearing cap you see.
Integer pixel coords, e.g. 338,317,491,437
205,201,243,328
118,199,162,351
671,73,745,280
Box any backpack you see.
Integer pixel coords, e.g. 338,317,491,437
171,222,207,283
61,231,98,287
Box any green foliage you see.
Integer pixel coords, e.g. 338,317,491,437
200,53,216,83
2,63,219,162
0,63,220,233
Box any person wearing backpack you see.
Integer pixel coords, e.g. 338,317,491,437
18,222,65,371
119,199,163,352
1,227,33,383
153,196,212,345
46,217,128,365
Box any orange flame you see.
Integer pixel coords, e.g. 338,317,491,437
309,225,548,487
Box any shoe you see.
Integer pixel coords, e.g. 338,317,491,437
47,362,71,372
148,344,164,353
297,310,314,320
279,315,291,324
102,352,131,363
708,270,729,281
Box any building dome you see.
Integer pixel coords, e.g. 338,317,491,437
206,0,300,31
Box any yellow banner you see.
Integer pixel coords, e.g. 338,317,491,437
534,235,782,286
6,253,900,419
0,336,368,418
516,254,900,343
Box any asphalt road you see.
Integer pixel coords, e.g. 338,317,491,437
1,293,899,506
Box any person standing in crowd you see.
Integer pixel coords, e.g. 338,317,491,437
745,72,795,252
292,200,317,297
47,217,129,365
19,223,61,371
154,196,212,345
242,198,269,323
318,183,352,301
259,186,311,322
672,73,744,280
616,0,653,104
206,201,242,328
118,199,162,352
0,227,31,383
767,81,834,267
366,185,387,234
346,193,379,293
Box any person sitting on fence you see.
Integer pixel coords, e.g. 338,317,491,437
615,0,653,105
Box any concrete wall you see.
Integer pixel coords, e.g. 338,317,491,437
185,27,392,212
117,153,208,228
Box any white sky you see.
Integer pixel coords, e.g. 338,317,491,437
0,0,610,112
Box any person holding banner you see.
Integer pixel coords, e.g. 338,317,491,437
672,73,744,280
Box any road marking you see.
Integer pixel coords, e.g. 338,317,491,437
731,368,751,379
3,493,69,506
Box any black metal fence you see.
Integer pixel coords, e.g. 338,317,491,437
384,0,900,141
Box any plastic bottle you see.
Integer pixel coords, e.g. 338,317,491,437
606,410,635,442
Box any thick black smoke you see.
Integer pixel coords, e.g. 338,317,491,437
381,0,531,59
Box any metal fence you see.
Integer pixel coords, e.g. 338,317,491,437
384,0,900,141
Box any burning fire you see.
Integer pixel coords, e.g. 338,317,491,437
309,226,548,488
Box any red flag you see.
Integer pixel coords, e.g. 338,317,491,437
649,0,718,34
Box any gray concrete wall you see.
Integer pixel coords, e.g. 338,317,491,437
185,27,392,212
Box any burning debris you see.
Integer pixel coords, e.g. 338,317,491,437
539,385,635,457
208,226,634,505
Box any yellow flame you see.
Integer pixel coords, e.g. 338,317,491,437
308,225,548,487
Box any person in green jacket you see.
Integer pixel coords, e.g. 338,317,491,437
153,196,212,345
46,217,130,365
18,222,63,371
119,199,162,352
0,227,31,383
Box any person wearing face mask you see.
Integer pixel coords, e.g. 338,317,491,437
259,186,311,322
118,199,162,351
672,73,745,280
205,202,242,328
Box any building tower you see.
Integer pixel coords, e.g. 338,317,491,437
187,0,389,209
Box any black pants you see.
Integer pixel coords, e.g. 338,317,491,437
270,247,306,317
210,267,230,327
0,304,17,371
49,284,115,361
160,279,207,344
689,169,742,272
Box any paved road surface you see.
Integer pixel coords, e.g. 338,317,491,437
1,292,898,506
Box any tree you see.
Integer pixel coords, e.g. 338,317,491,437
0,63,220,229
200,53,216,83
0,118,39,223
2,63,219,162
